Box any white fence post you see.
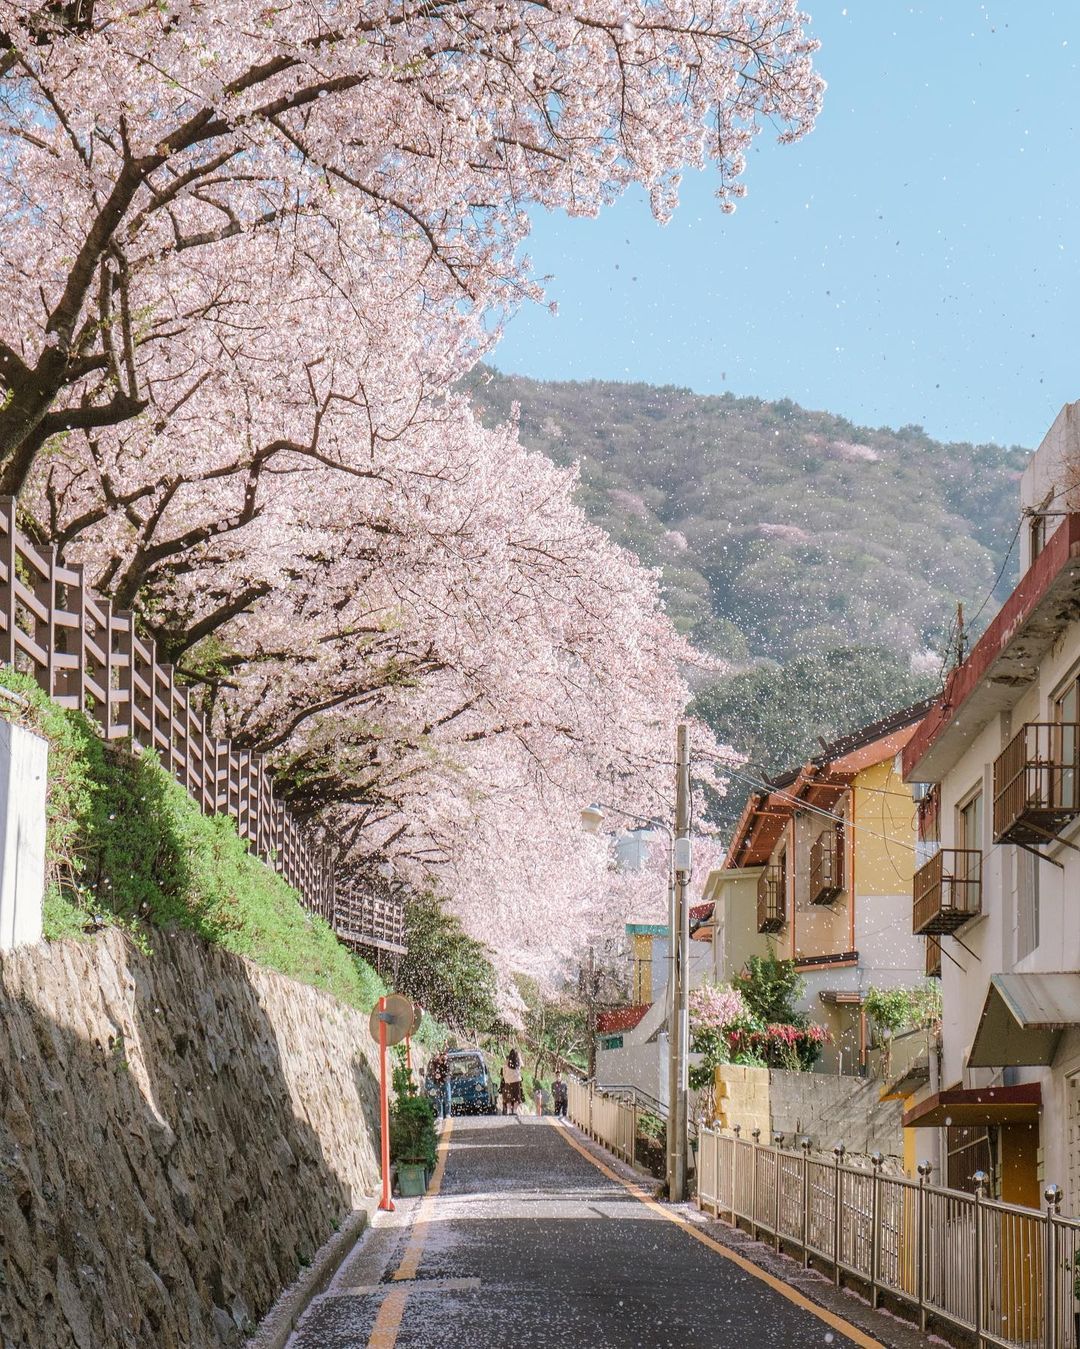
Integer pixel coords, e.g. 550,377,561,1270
0,715,47,951
800,1137,811,1267
917,1160,932,1333
833,1143,846,1286
974,1169,988,1347
1046,1184,1063,1349
870,1151,884,1308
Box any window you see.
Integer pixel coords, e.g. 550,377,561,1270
947,1125,997,1194
958,789,983,851
1055,676,1080,810
1016,847,1040,961
1029,490,1053,566
957,789,983,890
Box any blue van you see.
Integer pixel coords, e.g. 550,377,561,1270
427,1048,496,1115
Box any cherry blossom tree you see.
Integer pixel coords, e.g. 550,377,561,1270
0,0,822,497
0,0,814,975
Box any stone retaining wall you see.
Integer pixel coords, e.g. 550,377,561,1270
768,1068,903,1158
0,928,382,1348
710,1065,904,1158
712,1064,771,1137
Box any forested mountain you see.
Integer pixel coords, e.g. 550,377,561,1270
470,367,1028,805
470,368,1028,668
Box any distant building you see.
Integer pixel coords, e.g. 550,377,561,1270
702,702,933,1077
594,916,711,1106
900,401,1080,1211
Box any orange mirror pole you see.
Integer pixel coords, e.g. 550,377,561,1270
405,1034,412,1074
378,995,394,1212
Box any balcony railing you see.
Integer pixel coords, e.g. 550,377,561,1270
993,721,1080,846
912,848,982,935
925,934,942,978
809,829,844,905
757,863,785,933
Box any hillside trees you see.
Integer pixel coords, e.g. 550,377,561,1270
0,0,822,972
693,645,936,829
395,893,500,1034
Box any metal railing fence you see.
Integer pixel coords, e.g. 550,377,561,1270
696,1127,1080,1349
567,1079,639,1167
0,498,405,954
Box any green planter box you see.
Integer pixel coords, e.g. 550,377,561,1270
396,1162,428,1197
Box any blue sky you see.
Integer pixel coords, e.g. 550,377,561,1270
490,3,1080,448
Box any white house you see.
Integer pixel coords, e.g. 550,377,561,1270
901,400,1080,1210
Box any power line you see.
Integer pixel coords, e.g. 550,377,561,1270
712,760,919,856
967,513,1024,631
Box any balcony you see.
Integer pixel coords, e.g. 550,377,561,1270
993,721,1080,846
926,935,942,979
757,863,786,933
912,849,982,935
809,829,844,905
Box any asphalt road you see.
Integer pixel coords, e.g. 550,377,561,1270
289,1115,871,1349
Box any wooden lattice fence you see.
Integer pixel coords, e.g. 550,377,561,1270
0,497,405,954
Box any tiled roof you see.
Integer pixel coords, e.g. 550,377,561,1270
596,1004,651,1035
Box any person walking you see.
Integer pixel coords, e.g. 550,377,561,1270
533,1078,544,1117
503,1048,523,1116
430,1048,452,1121
552,1072,568,1119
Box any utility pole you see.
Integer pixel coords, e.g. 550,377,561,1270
585,945,597,1080
667,722,692,1202
664,863,677,1190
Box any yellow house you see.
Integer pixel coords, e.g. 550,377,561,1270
706,702,934,1078
627,922,666,1004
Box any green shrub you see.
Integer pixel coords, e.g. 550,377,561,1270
0,667,386,1012
735,948,807,1027
864,983,942,1037
389,1063,437,1168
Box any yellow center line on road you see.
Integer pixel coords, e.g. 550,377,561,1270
549,1119,884,1349
366,1116,454,1349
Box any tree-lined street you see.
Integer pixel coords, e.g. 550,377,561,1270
290,1117,887,1349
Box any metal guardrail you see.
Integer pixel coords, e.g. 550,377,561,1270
697,1127,1080,1349
567,1079,640,1167
594,1082,669,1121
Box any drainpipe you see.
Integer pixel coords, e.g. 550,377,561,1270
928,1025,943,1176
848,784,856,954
789,813,797,962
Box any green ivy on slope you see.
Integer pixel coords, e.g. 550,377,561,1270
0,668,387,1013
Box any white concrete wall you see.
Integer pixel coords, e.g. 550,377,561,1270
710,867,766,983
1020,400,1080,571
595,1037,668,1106
854,891,926,987
919,451,1080,1201
0,717,48,952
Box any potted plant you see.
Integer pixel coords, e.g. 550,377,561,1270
390,1064,437,1197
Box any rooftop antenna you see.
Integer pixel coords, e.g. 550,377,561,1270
954,602,966,668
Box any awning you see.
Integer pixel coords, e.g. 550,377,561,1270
968,972,1080,1068
903,1083,1042,1128
818,989,863,1006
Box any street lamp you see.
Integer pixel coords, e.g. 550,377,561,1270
580,803,607,834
